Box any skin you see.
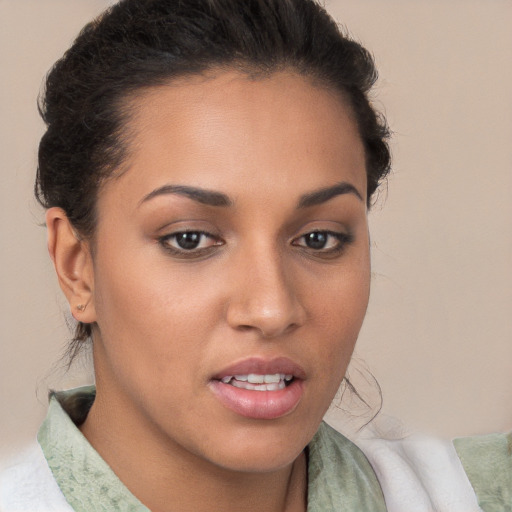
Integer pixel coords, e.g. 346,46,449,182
47,70,370,512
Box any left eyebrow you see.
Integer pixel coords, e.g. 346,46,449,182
139,184,233,208
297,181,363,208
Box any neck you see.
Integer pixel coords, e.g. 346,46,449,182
80,386,307,512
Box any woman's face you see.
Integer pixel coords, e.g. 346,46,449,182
87,70,370,472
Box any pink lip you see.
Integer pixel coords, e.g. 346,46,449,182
209,357,306,420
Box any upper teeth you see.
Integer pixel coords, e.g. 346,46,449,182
220,373,293,384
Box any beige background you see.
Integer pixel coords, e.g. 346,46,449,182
1,0,511,465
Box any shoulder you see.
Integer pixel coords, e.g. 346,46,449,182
0,442,72,512
352,427,483,512
312,421,380,474
307,422,387,511
454,430,512,512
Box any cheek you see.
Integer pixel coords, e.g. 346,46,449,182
90,240,230,384
90,251,186,378
297,264,370,429
93,238,203,328
312,252,370,378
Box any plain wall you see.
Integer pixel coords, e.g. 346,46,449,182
1,0,511,464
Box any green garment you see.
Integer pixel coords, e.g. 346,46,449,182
38,387,386,511
454,431,512,512
38,387,511,511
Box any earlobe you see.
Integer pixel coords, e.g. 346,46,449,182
46,207,96,323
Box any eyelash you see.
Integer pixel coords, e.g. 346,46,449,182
158,231,222,258
158,229,354,259
292,230,354,257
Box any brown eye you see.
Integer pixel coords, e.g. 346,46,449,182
159,231,222,255
174,232,204,250
303,232,329,249
292,230,353,255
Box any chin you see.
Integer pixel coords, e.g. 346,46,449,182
211,442,304,474
197,416,319,473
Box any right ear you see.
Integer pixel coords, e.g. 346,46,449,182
46,207,96,324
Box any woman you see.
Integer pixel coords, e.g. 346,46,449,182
0,1,510,511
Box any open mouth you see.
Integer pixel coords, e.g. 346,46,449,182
219,373,295,391
210,360,305,419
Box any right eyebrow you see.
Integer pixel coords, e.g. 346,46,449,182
138,184,234,208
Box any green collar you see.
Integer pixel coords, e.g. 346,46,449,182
38,386,386,512
38,387,149,511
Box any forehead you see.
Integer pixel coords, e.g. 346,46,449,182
102,70,366,205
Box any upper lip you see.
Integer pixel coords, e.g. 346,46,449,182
212,357,307,381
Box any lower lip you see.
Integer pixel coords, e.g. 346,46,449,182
209,379,304,420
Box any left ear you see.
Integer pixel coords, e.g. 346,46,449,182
46,207,96,323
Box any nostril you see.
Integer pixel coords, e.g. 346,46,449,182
237,324,254,332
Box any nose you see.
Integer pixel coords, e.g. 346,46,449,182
225,244,306,338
